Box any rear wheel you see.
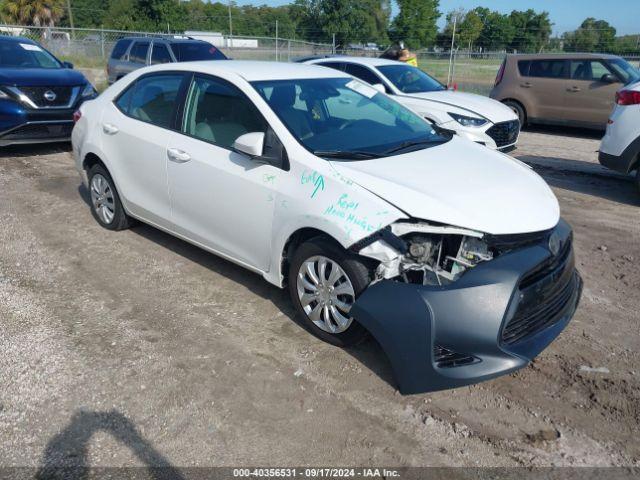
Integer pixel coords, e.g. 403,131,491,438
504,100,526,127
87,164,133,231
288,237,371,347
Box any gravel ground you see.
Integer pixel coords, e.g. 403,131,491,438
1,127,639,471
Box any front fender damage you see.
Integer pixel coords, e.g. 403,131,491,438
348,220,582,394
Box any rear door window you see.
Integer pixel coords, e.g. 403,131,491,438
129,41,150,64
528,60,568,79
125,73,185,128
343,63,384,86
111,39,132,60
151,43,172,65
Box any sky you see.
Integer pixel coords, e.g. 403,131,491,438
231,0,640,36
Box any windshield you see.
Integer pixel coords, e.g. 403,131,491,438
173,43,227,61
378,64,446,94
608,58,640,85
251,77,450,159
0,39,61,69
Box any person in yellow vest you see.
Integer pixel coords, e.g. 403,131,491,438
380,41,418,67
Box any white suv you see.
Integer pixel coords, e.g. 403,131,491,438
599,81,640,191
72,61,581,394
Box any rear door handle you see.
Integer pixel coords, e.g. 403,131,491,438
520,82,532,88
167,148,191,163
567,86,581,92
102,123,119,135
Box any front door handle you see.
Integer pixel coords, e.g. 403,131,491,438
167,148,191,163
567,86,581,92
102,123,119,135
520,82,532,88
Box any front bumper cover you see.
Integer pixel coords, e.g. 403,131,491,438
351,219,582,394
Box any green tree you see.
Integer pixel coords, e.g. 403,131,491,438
1,0,65,26
563,18,617,53
390,0,440,49
508,9,552,53
471,7,514,51
292,0,389,48
442,8,483,49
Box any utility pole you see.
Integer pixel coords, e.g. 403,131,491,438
275,19,279,61
228,0,233,48
447,15,457,86
66,0,75,38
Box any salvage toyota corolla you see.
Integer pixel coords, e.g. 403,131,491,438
72,61,582,394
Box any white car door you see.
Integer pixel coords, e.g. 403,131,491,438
166,74,282,271
100,72,186,226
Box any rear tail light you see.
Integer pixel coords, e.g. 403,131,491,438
615,90,640,105
72,110,82,123
495,60,506,87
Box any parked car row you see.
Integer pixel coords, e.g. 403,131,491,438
6,33,639,393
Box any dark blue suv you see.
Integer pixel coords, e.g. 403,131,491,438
0,36,97,146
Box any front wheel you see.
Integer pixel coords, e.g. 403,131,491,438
288,237,371,347
503,100,526,127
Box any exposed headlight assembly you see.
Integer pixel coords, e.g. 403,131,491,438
449,112,488,128
358,222,493,286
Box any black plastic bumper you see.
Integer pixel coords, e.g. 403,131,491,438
351,219,582,394
599,136,640,174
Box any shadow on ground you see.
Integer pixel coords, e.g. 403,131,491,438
0,142,72,158
127,219,399,390
37,410,185,480
522,124,604,140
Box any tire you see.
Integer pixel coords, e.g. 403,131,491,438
87,164,133,231
503,100,526,127
288,237,371,347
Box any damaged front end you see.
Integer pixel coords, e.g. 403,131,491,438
350,219,582,394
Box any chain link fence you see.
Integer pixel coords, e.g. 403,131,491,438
2,23,639,97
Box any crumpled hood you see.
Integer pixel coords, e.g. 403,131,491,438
401,90,517,123
0,67,87,86
329,137,559,235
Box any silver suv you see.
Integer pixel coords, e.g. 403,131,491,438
107,37,227,85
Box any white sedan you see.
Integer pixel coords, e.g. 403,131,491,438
303,56,520,151
72,61,580,393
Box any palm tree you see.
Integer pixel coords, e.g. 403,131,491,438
1,0,65,27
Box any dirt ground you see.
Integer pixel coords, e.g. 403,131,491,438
1,127,639,471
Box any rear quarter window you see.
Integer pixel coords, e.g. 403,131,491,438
517,60,531,76
111,39,132,60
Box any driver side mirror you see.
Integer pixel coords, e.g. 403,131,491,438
234,132,265,157
601,73,617,84
371,83,386,94
62,61,74,69
234,130,289,170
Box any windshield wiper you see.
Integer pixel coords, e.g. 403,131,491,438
313,150,380,160
383,138,448,155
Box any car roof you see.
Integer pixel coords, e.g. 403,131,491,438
117,36,209,45
0,36,37,44
307,55,405,68
508,53,622,60
144,60,352,82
